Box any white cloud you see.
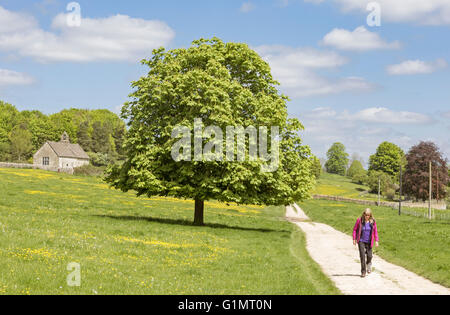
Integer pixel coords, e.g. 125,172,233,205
299,106,436,161
305,0,450,25
240,2,256,13
386,59,448,75
254,45,374,97
304,106,433,125
339,107,434,124
0,69,34,86
0,6,175,63
0,6,38,34
322,26,401,51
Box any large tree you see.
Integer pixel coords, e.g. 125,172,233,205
106,38,315,226
325,142,349,176
369,141,404,177
403,141,449,201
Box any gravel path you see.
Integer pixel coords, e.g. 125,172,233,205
286,204,450,295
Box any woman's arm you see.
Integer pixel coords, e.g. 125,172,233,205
373,221,379,246
352,218,360,243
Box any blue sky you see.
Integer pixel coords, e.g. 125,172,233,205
0,0,449,162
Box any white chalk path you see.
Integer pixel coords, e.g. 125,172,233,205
286,204,450,295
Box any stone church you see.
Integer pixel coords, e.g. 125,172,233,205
33,132,90,171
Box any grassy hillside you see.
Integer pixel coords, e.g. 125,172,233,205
313,172,384,201
0,168,339,295
299,199,450,288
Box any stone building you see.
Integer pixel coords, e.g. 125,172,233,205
33,132,90,171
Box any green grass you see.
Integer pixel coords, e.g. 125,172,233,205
313,173,383,201
0,168,339,295
298,199,450,288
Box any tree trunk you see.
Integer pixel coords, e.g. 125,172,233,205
194,199,204,226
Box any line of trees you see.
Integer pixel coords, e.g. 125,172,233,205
322,141,449,202
0,101,126,166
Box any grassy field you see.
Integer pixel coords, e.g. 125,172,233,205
0,168,339,295
298,199,450,288
312,172,383,201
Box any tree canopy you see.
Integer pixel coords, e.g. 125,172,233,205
0,102,126,164
105,37,315,225
369,141,404,177
347,160,365,179
325,142,349,176
403,141,449,201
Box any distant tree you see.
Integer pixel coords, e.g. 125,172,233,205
310,155,322,179
347,160,365,178
21,110,56,152
0,101,127,162
0,103,19,161
112,125,126,159
403,141,449,201
9,127,33,162
0,101,19,132
366,170,396,196
325,142,349,176
77,121,92,151
0,127,8,147
349,152,364,168
0,140,10,161
448,167,450,188
49,111,77,143
91,121,110,153
369,142,404,177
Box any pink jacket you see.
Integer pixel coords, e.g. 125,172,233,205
353,217,379,249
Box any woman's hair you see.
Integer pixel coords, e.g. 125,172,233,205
361,208,375,223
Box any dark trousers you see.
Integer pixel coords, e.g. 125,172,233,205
358,242,373,274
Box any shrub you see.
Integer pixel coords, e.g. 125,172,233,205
88,152,116,167
352,171,368,185
385,188,396,201
366,170,396,195
73,164,106,177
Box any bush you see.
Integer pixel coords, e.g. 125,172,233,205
352,171,368,185
73,164,106,177
385,188,396,201
87,152,117,167
366,170,396,195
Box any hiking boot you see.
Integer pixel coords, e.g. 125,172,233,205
367,263,372,274
361,272,366,278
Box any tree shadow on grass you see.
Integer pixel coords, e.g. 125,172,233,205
93,214,290,234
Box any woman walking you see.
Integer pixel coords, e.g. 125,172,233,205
353,208,379,278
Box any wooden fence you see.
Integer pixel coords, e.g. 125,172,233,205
312,194,447,210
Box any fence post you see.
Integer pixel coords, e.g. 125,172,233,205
428,161,432,220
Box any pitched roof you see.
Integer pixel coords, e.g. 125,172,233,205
47,141,90,160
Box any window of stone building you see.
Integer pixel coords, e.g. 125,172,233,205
43,157,49,166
